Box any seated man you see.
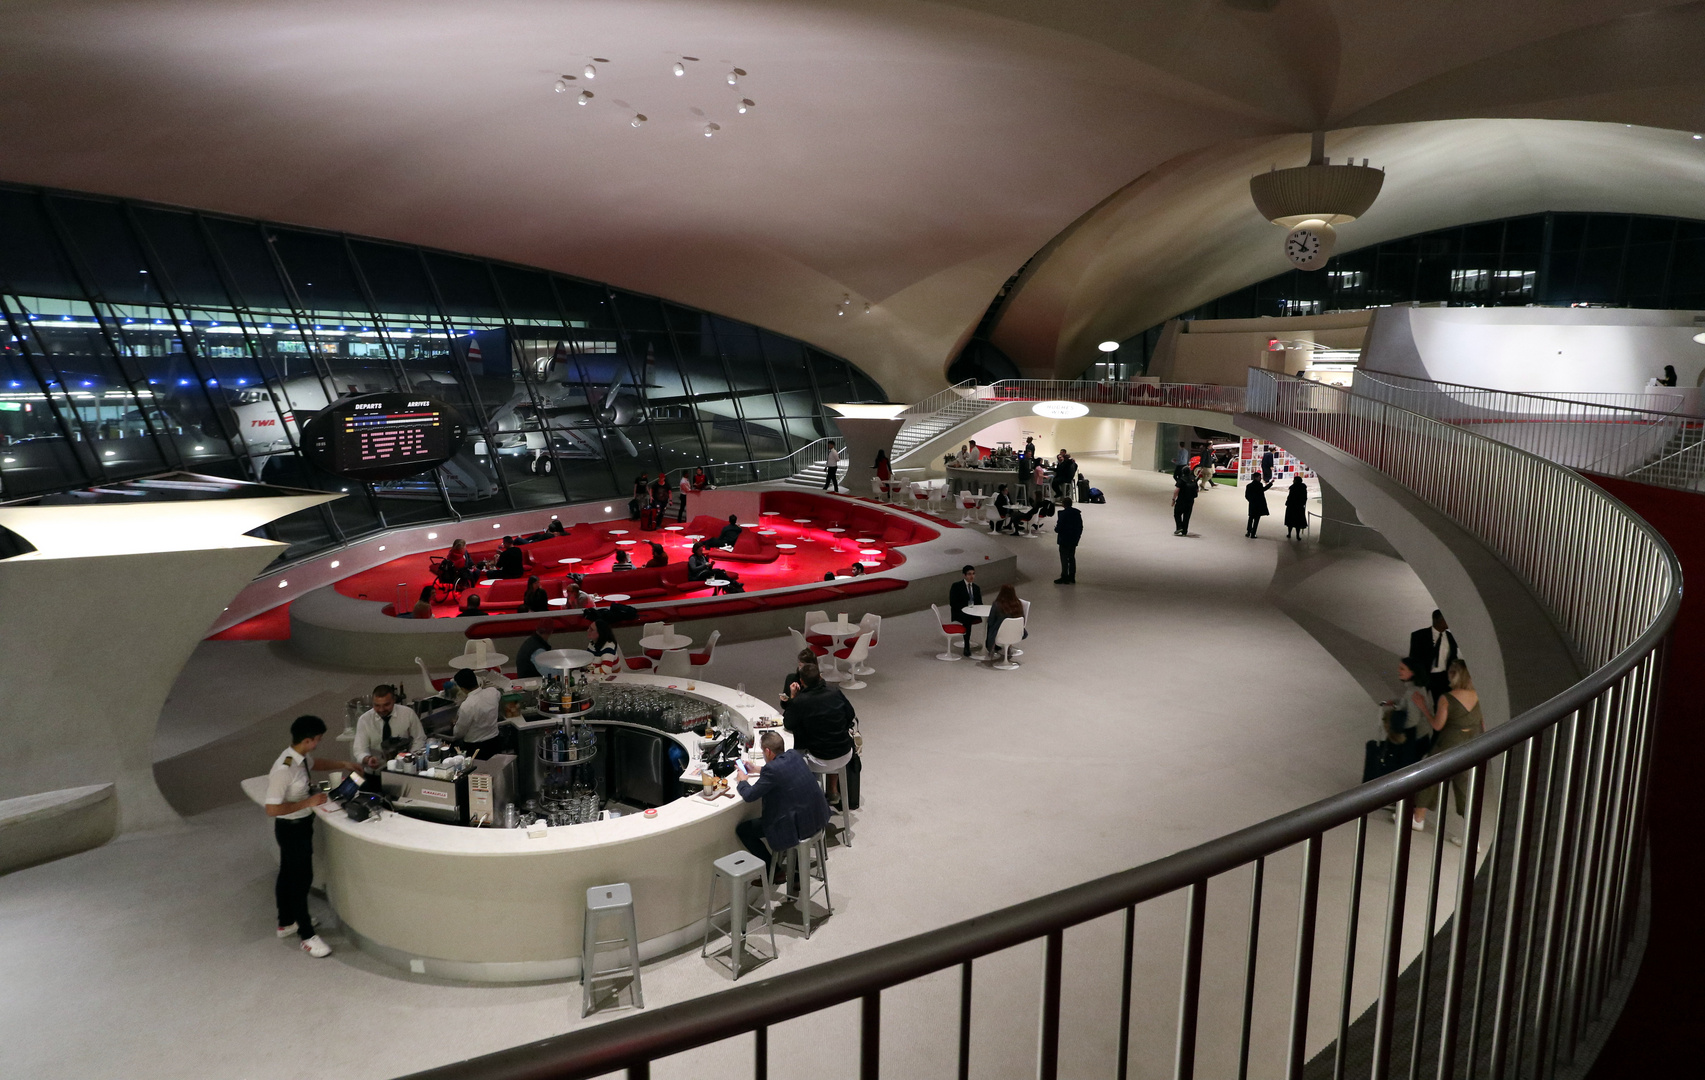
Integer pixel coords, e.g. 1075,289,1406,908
733,730,833,874
493,536,530,579
687,542,738,584
713,513,744,549
644,540,669,568
515,620,561,679
457,594,485,618
781,665,856,775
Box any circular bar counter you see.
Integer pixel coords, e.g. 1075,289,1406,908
244,674,787,982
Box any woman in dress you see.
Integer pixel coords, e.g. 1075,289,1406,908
1412,660,1484,840
1244,475,1273,538
874,449,892,482
1283,475,1309,540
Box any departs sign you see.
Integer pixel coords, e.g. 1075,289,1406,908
300,393,469,482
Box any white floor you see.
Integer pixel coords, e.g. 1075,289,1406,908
0,466,1486,1080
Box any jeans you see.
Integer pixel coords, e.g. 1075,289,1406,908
274,816,315,938
1058,544,1077,581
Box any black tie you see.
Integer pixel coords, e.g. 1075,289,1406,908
382,714,393,744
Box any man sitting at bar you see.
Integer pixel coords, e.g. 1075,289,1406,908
733,730,831,876
516,620,561,679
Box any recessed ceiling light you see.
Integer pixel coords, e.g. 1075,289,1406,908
1694,134,1702,140
278,580,289,588
427,532,437,539
329,560,340,568
583,64,596,80
1098,341,1120,352
673,62,685,77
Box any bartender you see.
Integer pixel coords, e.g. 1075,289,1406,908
451,667,505,757
352,684,425,771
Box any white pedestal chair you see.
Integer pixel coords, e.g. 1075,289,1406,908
931,604,966,662
832,631,875,690
850,614,880,675
989,617,1026,670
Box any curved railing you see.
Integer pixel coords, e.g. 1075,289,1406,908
706,436,845,485
401,371,1676,1080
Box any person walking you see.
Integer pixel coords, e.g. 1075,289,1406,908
1244,474,1273,538
1283,475,1309,539
1172,470,1198,535
1054,496,1083,583
1412,660,1484,842
1260,445,1275,485
1408,610,1459,702
822,443,840,492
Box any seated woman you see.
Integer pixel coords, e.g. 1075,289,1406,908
644,540,669,568
586,619,620,676
441,538,481,590
692,466,709,491
983,583,1028,653
408,585,434,620
521,575,550,612
686,541,739,583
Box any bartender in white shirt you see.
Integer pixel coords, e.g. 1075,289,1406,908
264,715,357,959
450,668,505,757
352,684,425,770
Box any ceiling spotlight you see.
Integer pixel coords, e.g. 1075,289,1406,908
578,90,593,104
673,62,685,77
583,64,597,80
726,70,740,86
631,113,647,127
1098,341,1120,352
863,303,871,314
1695,134,1702,140
554,77,569,93
738,98,754,114
704,122,720,137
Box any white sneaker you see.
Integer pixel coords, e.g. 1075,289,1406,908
1447,834,1462,847
276,921,316,938
301,935,332,958
1411,817,1426,832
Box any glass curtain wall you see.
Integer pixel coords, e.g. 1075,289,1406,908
0,183,884,563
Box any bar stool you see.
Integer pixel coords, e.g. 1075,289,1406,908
581,882,644,1016
702,851,778,979
770,831,833,938
809,759,854,848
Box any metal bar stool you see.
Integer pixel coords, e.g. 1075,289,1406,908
770,830,833,938
581,882,643,1016
809,760,854,847
702,851,778,979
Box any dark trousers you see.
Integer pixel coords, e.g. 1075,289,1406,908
1058,544,1077,581
1246,514,1262,537
960,615,982,654
823,464,838,490
736,817,772,866
274,816,315,938
676,494,688,522
1174,502,1194,533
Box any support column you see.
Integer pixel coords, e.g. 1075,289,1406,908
837,418,907,497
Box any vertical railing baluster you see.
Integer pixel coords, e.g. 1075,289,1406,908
959,961,973,1080
629,1064,650,1080
1436,764,1487,1080
1510,724,1566,1080
1332,817,1369,1080
754,1025,768,1080
1371,795,1415,1080
1530,710,1585,1079
1237,859,1266,1080
1175,881,1208,1080
861,992,881,1080
1409,781,1450,1080
1117,908,1134,1080
1466,754,1512,1080
1286,836,1323,1080
1038,930,1063,1080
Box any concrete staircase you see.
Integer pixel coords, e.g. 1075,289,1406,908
782,389,1001,488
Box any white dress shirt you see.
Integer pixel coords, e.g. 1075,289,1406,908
352,704,424,764
454,685,503,744
264,747,316,820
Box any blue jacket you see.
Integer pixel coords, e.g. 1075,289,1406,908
1055,506,1083,545
736,749,832,852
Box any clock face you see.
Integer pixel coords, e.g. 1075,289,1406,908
1286,230,1320,262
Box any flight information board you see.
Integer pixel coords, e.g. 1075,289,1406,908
300,393,468,482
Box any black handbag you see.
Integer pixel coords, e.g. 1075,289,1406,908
1362,739,1402,784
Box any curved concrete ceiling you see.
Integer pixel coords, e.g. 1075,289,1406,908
5,2,1705,398
991,120,1705,378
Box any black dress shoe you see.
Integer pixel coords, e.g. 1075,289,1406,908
1053,578,1068,584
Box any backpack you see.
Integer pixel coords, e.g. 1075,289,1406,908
1087,487,1106,504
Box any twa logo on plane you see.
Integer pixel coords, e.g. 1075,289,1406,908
250,418,276,427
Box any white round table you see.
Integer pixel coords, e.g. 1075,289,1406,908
810,620,860,682
601,594,631,603
757,529,777,536
664,526,685,532
961,604,992,618
774,543,797,566
615,539,636,546
638,632,693,651
826,527,846,534
859,548,883,556
703,577,731,595
792,518,812,524
855,537,877,545
547,598,571,607
684,534,705,541
557,557,582,566
607,529,629,536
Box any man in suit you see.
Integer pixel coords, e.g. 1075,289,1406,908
949,564,983,657
1260,446,1276,485
1054,496,1083,584
734,730,833,874
1408,609,1459,700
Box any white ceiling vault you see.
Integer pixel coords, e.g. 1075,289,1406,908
6,2,1705,396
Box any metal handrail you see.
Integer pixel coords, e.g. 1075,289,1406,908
402,371,1676,1080
705,436,844,484
895,379,978,421
981,378,1249,412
